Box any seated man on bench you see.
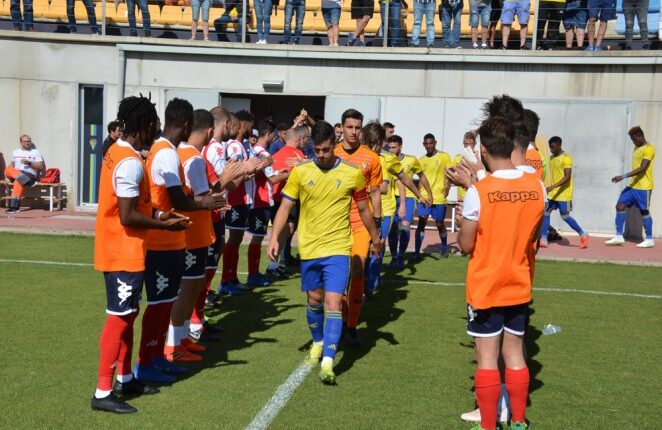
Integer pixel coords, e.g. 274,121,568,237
4,135,45,213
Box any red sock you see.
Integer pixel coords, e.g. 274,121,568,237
475,368,501,430
138,302,171,366
222,243,239,283
204,267,216,293
346,277,364,329
117,311,138,377
191,286,208,326
155,302,174,357
97,314,133,391
506,367,530,423
248,243,261,276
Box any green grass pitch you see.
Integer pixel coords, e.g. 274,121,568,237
0,232,660,429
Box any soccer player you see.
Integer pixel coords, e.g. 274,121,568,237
135,99,225,380
267,120,381,384
606,126,656,248
4,134,45,213
164,109,221,363
540,136,589,249
522,109,544,181
334,108,383,346
452,131,479,203
265,126,310,280
414,133,452,259
387,134,433,269
458,116,544,430
92,95,188,414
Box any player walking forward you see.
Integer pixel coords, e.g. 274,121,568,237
268,121,380,384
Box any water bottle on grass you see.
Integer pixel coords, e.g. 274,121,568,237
542,324,562,336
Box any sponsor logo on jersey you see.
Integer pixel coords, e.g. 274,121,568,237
156,271,169,295
487,191,540,204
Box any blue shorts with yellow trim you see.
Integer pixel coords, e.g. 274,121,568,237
394,196,416,224
417,203,447,222
300,255,350,295
380,215,393,240
617,187,651,211
546,200,573,214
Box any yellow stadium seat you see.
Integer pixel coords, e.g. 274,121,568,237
46,0,67,20
159,4,182,24
338,10,354,32
301,9,315,29
310,10,328,31
112,2,128,23
306,0,321,11
75,0,96,21
95,1,114,22
32,0,50,18
208,6,225,25
0,0,9,18
270,10,284,29
181,6,193,25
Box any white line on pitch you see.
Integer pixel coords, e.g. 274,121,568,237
244,361,313,430
0,258,93,267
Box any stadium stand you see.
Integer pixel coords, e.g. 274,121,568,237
615,0,659,36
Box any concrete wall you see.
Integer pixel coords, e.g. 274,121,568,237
1,32,660,236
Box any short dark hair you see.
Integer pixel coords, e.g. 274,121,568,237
513,122,530,152
334,123,342,128
257,119,276,137
165,98,194,128
311,120,335,145
107,120,121,134
383,122,395,129
235,109,255,123
276,123,289,132
192,109,214,132
482,95,524,123
477,117,514,159
361,121,386,148
341,108,363,125
423,133,435,141
386,135,403,145
522,109,540,141
548,136,563,145
628,126,645,138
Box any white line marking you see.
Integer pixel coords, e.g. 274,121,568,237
0,259,659,299
244,362,313,430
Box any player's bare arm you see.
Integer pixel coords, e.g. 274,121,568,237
417,172,434,206
457,218,478,254
117,196,189,231
369,186,382,219
396,172,427,205
547,167,572,192
267,197,296,261
357,198,382,258
612,159,651,183
167,185,226,211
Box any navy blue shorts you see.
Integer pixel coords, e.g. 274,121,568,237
587,0,615,20
183,247,208,280
394,196,416,224
226,204,250,230
248,206,271,237
104,271,143,316
206,221,225,269
300,255,351,295
546,200,573,214
617,187,651,211
467,303,529,337
145,249,184,305
417,203,447,222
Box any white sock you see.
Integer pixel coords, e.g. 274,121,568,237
190,322,203,332
95,389,112,399
166,324,178,347
616,235,624,240
321,356,333,367
116,373,133,383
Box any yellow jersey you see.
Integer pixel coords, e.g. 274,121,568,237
418,151,451,204
452,154,467,201
380,152,404,216
630,143,655,190
394,154,422,198
281,159,366,260
547,152,574,202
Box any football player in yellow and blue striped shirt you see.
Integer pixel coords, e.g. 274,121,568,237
415,133,453,258
606,126,656,248
386,135,433,269
540,136,589,249
267,121,381,384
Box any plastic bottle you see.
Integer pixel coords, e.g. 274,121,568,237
542,324,562,336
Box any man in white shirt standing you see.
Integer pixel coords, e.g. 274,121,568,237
4,134,45,213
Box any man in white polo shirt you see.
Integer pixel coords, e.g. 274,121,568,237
4,134,45,213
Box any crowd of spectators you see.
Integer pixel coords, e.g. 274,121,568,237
8,0,655,49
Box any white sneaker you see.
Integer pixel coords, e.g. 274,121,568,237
460,407,509,423
636,239,655,248
605,236,625,246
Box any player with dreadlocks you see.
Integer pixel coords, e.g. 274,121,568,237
92,95,190,414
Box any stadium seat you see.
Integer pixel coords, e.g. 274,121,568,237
181,6,194,25
32,0,50,18
306,0,321,11
615,0,660,35
112,2,128,23
75,1,96,22
45,0,67,20
159,4,183,25
0,0,9,18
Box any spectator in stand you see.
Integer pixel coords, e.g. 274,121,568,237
411,0,436,47
501,0,530,49
254,0,273,44
488,0,503,47
563,0,587,48
470,0,492,48
379,0,404,46
127,0,151,37
10,0,33,31
348,0,375,46
214,0,245,42
536,0,565,49
334,123,343,142
585,0,615,50
102,121,122,157
191,0,211,40
322,0,342,46
283,0,305,44
66,0,99,34
4,135,45,213
268,123,290,155
622,0,649,49
441,0,463,48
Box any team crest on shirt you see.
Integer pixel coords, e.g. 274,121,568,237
363,162,369,170
156,271,169,295
117,279,133,306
